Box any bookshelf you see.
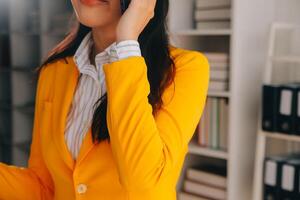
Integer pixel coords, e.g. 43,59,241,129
252,23,300,200
170,29,232,36
263,130,300,143
0,0,73,166
167,0,291,199
188,140,228,160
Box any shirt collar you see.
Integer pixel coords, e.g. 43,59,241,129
73,31,117,74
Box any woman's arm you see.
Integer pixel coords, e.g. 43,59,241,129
102,50,209,191
0,66,54,200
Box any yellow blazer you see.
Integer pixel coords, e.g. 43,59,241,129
0,45,209,200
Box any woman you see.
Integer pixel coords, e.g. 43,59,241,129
0,0,209,199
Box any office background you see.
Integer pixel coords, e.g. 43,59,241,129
0,0,300,199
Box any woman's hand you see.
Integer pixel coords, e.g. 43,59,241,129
116,0,156,43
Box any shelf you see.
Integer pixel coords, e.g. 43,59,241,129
271,56,300,64
188,141,228,160
208,90,230,98
170,29,231,36
261,130,300,142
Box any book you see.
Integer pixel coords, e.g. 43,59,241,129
195,0,231,10
210,69,229,81
178,192,210,200
209,61,229,70
209,81,228,91
197,98,229,149
186,165,227,188
194,8,231,21
219,98,228,151
205,98,211,146
197,104,206,146
183,180,227,200
203,52,229,63
210,98,219,149
196,21,230,30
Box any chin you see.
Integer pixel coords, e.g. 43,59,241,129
71,0,121,28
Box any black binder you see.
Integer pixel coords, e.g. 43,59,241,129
294,86,300,135
279,159,300,200
263,156,290,200
277,83,299,134
262,84,280,132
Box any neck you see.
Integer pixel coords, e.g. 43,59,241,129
91,26,117,55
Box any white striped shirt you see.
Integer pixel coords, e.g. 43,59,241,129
65,31,142,160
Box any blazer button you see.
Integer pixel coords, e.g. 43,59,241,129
77,183,87,194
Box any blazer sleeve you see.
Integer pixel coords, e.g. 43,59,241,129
0,66,54,200
102,50,210,191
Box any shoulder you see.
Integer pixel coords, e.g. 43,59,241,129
168,45,210,80
37,56,73,80
35,57,72,100
168,45,209,72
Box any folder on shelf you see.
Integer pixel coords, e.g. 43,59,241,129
262,84,280,132
263,156,290,200
279,159,300,200
295,86,300,135
277,83,299,134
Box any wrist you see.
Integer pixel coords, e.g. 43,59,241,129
116,35,138,44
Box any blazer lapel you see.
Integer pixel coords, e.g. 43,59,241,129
51,56,96,170
76,126,95,167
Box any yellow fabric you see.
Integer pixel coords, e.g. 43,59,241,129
0,45,209,200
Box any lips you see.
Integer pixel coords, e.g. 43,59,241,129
80,0,108,6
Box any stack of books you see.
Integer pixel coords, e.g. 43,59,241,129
196,97,229,151
194,0,231,30
262,83,300,134
178,165,227,200
263,154,300,199
203,52,229,92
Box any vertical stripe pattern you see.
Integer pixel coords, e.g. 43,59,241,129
65,31,142,160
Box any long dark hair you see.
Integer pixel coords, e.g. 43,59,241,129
36,0,176,144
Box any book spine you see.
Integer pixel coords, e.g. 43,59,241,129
195,21,230,30
195,0,231,10
194,9,231,21
211,98,218,149
294,88,300,135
